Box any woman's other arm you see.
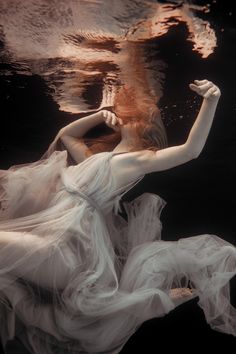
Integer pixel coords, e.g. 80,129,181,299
60,110,105,138
58,111,105,163
59,110,121,163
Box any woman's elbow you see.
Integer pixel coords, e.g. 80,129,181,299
59,127,67,137
184,144,202,160
188,148,201,160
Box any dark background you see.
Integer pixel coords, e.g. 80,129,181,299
0,0,236,352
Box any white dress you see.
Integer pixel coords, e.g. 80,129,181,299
0,148,236,354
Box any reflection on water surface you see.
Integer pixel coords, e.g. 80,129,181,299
0,0,216,114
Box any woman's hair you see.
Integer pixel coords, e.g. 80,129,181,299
84,85,168,154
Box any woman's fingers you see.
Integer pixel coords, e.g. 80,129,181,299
198,81,213,91
204,86,215,99
103,110,108,119
112,115,116,126
204,86,221,99
103,110,112,123
107,112,116,126
118,118,123,125
189,83,198,92
189,79,221,101
212,87,221,97
194,79,208,85
102,110,123,131
193,81,213,95
190,81,212,92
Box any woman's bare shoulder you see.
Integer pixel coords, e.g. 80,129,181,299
109,149,154,189
111,149,155,164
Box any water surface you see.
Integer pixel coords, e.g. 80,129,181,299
0,0,217,113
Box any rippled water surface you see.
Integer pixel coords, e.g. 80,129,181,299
0,0,217,114
0,2,236,352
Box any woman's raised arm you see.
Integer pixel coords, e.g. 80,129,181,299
110,79,221,187
140,79,221,174
60,110,105,138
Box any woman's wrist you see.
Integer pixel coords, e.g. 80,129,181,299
203,95,220,105
201,96,220,117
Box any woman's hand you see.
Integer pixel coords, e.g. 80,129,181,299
101,110,123,132
189,79,221,101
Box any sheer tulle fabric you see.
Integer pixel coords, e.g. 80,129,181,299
0,143,236,354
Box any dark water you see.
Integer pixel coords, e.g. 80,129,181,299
0,0,236,352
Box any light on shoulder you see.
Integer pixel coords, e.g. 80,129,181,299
111,149,155,176
112,149,155,163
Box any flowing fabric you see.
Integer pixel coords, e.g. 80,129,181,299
0,147,236,354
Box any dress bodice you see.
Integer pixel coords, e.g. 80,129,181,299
60,150,145,216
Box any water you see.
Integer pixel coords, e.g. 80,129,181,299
0,0,236,352
0,0,217,113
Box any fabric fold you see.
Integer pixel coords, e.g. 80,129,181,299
0,150,235,354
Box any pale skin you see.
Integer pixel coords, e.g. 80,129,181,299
0,79,220,333
59,78,220,297
60,79,221,190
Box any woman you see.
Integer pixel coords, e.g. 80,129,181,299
0,79,236,354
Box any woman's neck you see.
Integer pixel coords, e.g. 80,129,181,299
112,139,137,153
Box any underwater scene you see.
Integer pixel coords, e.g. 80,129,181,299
0,0,236,352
